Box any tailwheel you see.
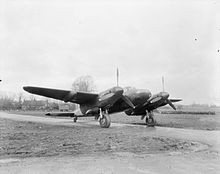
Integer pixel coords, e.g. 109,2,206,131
99,113,111,128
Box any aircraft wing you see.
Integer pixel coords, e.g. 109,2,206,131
23,86,98,104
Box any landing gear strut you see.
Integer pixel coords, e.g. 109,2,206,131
145,111,155,127
98,109,111,128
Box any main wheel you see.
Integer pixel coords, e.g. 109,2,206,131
146,116,155,127
99,114,111,128
145,116,149,124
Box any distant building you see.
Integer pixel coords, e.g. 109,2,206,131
59,103,70,112
22,99,59,111
22,100,47,110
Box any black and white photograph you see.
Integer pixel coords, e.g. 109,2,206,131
0,0,220,173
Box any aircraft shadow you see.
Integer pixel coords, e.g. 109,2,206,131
129,122,148,126
125,122,157,129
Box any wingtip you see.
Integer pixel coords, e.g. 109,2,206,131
23,86,28,91
23,86,32,93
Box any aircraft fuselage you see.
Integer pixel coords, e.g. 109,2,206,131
80,87,151,115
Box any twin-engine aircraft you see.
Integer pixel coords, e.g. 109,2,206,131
23,79,181,128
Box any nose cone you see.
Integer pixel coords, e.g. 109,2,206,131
146,90,152,99
114,86,124,95
161,92,169,99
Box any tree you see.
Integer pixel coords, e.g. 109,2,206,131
0,96,15,110
72,75,96,92
29,95,36,101
17,92,23,110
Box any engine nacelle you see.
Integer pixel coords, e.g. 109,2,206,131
124,109,146,116
85,107,99,115
124,109,133,115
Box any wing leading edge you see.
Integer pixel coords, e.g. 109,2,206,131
23,86,98,104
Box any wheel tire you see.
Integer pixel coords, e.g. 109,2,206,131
146,117,155,127
99,114,111,128
145,117,149,124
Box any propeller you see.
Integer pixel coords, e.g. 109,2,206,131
162,76,165,92
117,68,119,87
166,99,176,110
122,96,135,109
161,76,176,110
116,68,135,109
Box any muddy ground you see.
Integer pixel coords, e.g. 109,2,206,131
0,111,220,173
0,117,205,159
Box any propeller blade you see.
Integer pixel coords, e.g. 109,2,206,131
166,99,176,110
169,99,182,103
162,76,165,92
122,96,135,109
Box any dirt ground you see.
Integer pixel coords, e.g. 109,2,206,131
0,111,220,173
0,118,206,159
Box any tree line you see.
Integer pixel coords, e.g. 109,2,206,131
0,75,96,111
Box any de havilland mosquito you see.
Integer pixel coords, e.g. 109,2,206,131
23,74,181,128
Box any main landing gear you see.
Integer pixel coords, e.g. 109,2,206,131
73,117,78,122
98,109,111,128
72,109,111,128
145,111,156,127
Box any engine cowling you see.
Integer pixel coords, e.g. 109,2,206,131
124,109,146,116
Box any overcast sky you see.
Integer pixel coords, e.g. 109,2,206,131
1,0,220,105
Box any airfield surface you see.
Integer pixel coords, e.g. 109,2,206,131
0,111,220,174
